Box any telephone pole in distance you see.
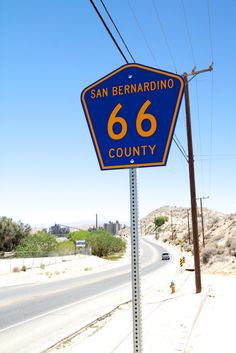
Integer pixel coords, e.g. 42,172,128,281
197,196,209,248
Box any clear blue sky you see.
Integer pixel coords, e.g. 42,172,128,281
0,0,235,227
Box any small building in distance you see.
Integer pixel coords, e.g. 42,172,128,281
103,221,121,235
49,223,70,237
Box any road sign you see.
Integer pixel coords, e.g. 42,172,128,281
76,240,86,248
81,63,184,170
180,256,185,267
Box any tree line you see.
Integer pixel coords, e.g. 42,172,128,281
0,217,126,258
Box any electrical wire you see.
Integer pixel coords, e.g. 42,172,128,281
100,0,135,63
152,0,178,73
127,0,159,66
208,70,214,194
187,73,198,83
173,134,188,162
196,154,236,159
173,138,188,163
194,77,206,195
207,0,214,63
89,0,129,64
181,0,196,66
207,0,214,196
90,0,188,164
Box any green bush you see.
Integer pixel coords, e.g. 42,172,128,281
0,217,31,252
154,216,168,230
56,240,75,255
15,232,57,258
68,229,126,258
68,230,90,243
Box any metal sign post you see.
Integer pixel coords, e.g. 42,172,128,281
130,168,142,353
81,63,185,353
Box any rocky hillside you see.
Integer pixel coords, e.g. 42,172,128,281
120,205,236,274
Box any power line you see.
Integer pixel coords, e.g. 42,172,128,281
100,0,135,63
194,77,206,195
152,0,178,73
184,3,215,198
173,135,188,162
197,154,236,157
195,78,202,157
207,0,214,63
127,0,159,66
207,0,214,198
207,70,214,189
195,155,236,161
90,0,188,164
174,133,187,158
89,0,129,64
183,79,215,213
188,73,198,83
181,0,196,66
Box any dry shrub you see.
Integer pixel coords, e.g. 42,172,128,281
184,244,193,253
216,248,225,255
202,247,217,264
214,254,227,262
226,238,236,256
213,233,224,241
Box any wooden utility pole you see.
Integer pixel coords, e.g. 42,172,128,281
197,196,209,248
200,198,204,248
183,72,201,293
187,209,191,244
183,64,213,293
170,210,173,240
170,210,177,240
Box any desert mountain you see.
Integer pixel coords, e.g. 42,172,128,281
120,205,236,274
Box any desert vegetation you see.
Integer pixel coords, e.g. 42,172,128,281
134,205,236,274
0,217,126,260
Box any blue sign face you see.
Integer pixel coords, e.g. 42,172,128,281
81,63,184,170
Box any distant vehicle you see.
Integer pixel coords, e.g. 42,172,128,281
161,252,170,260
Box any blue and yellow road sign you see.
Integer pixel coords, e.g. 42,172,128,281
81,63,184,170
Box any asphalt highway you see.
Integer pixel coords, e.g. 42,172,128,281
0,238,172,353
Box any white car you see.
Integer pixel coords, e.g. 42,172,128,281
161,252,170,260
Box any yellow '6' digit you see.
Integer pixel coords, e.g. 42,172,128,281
108,100,157,140
136,100,157,137
107,103,127,140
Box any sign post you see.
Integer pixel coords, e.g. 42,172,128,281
130,167,142,352
81,63,184,353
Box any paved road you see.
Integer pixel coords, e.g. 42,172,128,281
0,238,173,353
